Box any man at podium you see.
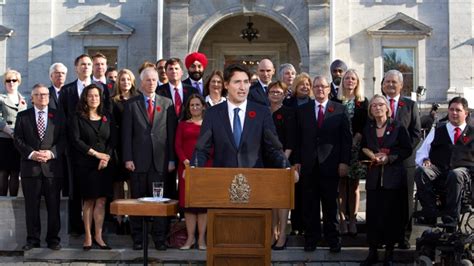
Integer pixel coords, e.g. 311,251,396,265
192,64,289,169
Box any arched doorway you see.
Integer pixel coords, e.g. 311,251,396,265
198,15,301,76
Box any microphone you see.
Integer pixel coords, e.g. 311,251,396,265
193,130,212,167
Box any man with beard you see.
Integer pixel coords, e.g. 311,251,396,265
329,59,347,100
183,52,208,95
155,59,169,86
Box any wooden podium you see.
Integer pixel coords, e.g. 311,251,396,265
185,165,294,266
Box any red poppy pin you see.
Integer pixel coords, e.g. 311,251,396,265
248,111,256,118
398,101,405,107
355,101,361,108
102,116,107,122
327,106,335,113
107,83,113,90
276,114,283,120
156,106,161,112
48,112,54,119
463,136,470,144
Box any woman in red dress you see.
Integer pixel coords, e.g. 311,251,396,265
175,93,210,250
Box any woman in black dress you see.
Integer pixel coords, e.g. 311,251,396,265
360,95,412,265
111,69,139,233
268,81,296,250
69,84,116,250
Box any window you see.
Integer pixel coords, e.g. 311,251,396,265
383,48,415,96
86,47,118,68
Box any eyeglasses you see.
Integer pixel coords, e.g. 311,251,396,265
313,85,329,89
5,79,18,83
33,93,50,97
269,91,283,96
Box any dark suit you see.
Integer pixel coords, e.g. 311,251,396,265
390,96,421,244
329,82,338,100
192,101,289,168
248,82,270,106
14,108,65,246
122,94,177,245
48,86,60,110
182,77,203,95
294,100,352,247
360,119,412,246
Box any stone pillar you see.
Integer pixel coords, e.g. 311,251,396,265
307,0,330,77
27,0,53,89
447,1,473,101
164,0,189,60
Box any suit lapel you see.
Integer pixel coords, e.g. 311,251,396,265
239,105,254,150
44,109,56,141
324,101,336,122
28,109,41,140
218,102,237,149
137,97,151,125
151,95,162,128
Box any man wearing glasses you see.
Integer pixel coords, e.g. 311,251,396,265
14,84,66,251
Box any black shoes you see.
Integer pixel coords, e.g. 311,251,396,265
22,243,40,251
272,238,288,250
329,242,341,253
83,245,92,251
93,239,111,250
47,243,62,250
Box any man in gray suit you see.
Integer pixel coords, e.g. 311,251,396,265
122,67,177,251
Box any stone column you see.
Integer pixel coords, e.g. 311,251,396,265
164,0,189,59
447,1,473,101
307,0,330,77
27,0,53,89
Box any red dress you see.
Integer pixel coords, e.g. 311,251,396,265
175,121,212,208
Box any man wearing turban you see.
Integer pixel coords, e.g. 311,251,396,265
183,52,208,95
329,59,348,100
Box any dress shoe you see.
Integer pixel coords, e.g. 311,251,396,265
155,242,167,251
396,240,410,250
93,239,111,250
360,247,378,266
198,244,207,250
272,237,288,250
179,239,195,250
22,243,40,251
329,242,341,253
47,243,61,250
132,243,143,250
83,245,92,251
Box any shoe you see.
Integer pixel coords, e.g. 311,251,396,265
329,242,341,253
339,220,348,235
348,220,358,236
93,239,111,250
360,248,378,266
83,245,92,251
272,237,288,250
22,243,40,251
132,243,143,250
304,241,316,252
198,244,207,250
396,240,410,250
417,216,437,226
179,239,196,250
47,243,62,250
155,242,167,251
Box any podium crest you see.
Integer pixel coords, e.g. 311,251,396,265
229,173,251,203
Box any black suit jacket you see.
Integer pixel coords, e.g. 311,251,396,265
294,100,352,178
182,77,203,95
68,113,116,167
122,94,177,173
156,83,199,120
272,106,296,151
360,119,412,190
392,96,421,167
192,101,289,168
13,108,66,178
248,82,270,106
333,97,369,136
48,86,60,110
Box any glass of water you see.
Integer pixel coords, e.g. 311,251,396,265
152,181,164,199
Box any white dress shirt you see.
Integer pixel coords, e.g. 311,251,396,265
227,100,247,132
169,82,184,104
386,94,401,117
415,122,467,166
314,99,328,121
92,76,107,84
205,95,226,106
76,77,92,99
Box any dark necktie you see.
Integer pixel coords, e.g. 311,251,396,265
454,127,461,144
389,98,395,119
233,108,242,146
263,86,268,95
37,110,45,140
174,88,182,116
147,98,154,124
317,104,324,128
194,81,200,92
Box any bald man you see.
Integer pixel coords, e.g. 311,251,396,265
248,58,275,106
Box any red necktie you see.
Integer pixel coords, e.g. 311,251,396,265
389,98,395,119
174,88,182,116
454,127,461,144
147,98,154,124
317,104,324,128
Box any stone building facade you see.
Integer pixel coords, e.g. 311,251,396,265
0,0,472,103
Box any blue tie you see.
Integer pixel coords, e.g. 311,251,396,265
233,108,242,147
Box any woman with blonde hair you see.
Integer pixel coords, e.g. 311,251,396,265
0,69,27,196
283,72,313,108
334,69,368,236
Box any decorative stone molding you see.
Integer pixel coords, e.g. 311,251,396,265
367,12,432,38
0,25,13,38
67,12,134,36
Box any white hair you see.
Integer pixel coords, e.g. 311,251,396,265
384,69,403,83
49,62,68,77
